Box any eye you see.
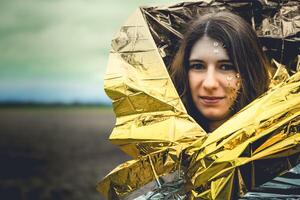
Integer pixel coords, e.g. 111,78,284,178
219,64,235,71
189,63,205,70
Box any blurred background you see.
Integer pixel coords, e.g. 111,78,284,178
0,0,181,200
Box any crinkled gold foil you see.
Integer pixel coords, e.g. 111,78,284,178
269,59,290,88
105,8,206,158
98,1,300,199
142,0,299,74
186,71,300,199
97,147,182,199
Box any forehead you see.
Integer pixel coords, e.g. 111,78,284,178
189,36,229,61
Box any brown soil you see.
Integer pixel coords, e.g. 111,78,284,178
0,107,130,200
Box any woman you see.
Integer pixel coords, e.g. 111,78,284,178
170,12,270,132
98,9,300,200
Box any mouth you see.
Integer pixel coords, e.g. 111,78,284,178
199,96,225,104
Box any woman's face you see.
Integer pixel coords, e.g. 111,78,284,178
188,36,240,123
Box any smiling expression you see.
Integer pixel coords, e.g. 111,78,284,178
188,36,240,124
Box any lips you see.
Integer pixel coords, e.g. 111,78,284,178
199,96,225,104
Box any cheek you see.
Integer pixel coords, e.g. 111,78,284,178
224,76,241,101
188,73,207,99
188,72,198,91
229,79,240,90
188,73,203,102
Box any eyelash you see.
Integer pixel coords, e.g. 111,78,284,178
189,63,236,71
219,64,235,71
189,63,205,70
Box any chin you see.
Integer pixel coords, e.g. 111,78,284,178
201,110,230,121
204,115,226,121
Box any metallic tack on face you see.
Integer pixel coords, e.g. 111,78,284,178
233,73,241,88
213,42,219,54
226,76,234,81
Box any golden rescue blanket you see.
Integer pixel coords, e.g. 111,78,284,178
97,1,300,199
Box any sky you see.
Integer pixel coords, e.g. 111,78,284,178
0,0,181,104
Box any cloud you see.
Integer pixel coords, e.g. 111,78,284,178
0,0,179,103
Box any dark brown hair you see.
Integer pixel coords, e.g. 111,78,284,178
170,12,270,130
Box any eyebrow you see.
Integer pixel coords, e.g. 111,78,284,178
189,59,232,63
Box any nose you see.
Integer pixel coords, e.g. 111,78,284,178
202,67,219,90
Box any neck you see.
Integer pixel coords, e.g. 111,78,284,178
208,119,226,132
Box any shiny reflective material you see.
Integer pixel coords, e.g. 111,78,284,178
226,76,233,81
97,1,300,199
185,68,300,199
213,41,219,54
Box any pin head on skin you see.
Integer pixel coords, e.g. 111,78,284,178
213,42,219,53
226,75,234,81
